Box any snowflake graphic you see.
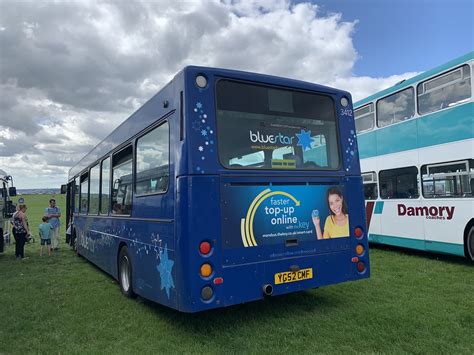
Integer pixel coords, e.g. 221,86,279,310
156,245,175,299
198,146,204,152
296,129,314,151
196,102,203,109
201,129,207,136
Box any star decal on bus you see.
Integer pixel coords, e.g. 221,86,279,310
156,245,175,299
296,129,314,151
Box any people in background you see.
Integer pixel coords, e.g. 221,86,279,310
12,204,30,259
312,187,350,239
39,216,53,257
45,199,61,250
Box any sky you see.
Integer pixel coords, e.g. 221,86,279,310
0,0,472,189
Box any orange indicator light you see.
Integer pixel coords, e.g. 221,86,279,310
356,244,364,255
200,263,212,278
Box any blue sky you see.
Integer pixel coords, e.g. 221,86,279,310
312,0,473,77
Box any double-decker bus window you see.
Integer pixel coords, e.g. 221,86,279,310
379,167,419,199
112,146,132,215
89,164,100,215
136,122,169,196
377,87,415,128
362,172,378,200
354,103,374,133
79,173,89,213
216,80,339,170
421,159,473,198
100,158,110,214
417,65,471,115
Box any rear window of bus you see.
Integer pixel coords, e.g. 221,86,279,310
215,80,340,170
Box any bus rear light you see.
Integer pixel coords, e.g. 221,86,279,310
201,286,213,301
200,263,213,278
213,277,223,285
199,241,211,255
356,261,366,273
356,244,364,256
354,227,364,239
351,257,359,263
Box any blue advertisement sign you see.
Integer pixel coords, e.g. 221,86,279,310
222,185,350,248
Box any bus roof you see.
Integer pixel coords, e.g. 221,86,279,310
354,51,474,108
68,66,350,181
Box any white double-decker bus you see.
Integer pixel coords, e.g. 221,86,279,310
354,52,473,260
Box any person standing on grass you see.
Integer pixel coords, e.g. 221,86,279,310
12,204,30,259
38,216,53,256
45,198,61,250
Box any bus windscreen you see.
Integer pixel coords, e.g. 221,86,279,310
216,80,340,170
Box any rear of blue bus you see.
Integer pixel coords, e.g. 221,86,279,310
176,67,369,312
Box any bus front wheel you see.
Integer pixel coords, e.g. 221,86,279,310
467,227,474,262
118,246,136,298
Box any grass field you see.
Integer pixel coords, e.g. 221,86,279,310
1,194,473,354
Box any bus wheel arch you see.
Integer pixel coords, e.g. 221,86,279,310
464,219,474,261
118,244,136,298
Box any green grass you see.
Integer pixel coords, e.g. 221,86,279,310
1,194,473,354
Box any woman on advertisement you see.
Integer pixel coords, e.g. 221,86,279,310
312,187,349,239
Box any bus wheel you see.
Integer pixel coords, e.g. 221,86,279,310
467,227,474,262
118,247,136,298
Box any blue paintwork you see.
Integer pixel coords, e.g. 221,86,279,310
369,233,465,257
69,66,369,312
374,201,384,215
357,103,473,159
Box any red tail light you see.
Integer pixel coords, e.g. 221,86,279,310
354,227,363,238
357,261,366,273
199,241,211,255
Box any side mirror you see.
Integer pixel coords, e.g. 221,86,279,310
60,184,67,194
8,187,17,197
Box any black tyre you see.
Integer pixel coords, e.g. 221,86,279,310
118,246,135,298
467,227,474,262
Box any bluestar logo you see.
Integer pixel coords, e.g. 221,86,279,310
249,129,314,150
249,130,294,145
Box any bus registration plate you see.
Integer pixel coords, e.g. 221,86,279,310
274,268,313,285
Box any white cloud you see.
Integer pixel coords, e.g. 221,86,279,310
0,0,418,188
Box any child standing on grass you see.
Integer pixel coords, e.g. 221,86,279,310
39,216,53,256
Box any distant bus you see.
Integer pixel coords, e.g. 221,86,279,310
66,66,369,312
354,52,473,261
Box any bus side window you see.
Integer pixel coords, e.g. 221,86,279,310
421,159,473,198
362,172,378,200
379,167,419,199
417,65,471,115
112,146,133,215
136,122,169,196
